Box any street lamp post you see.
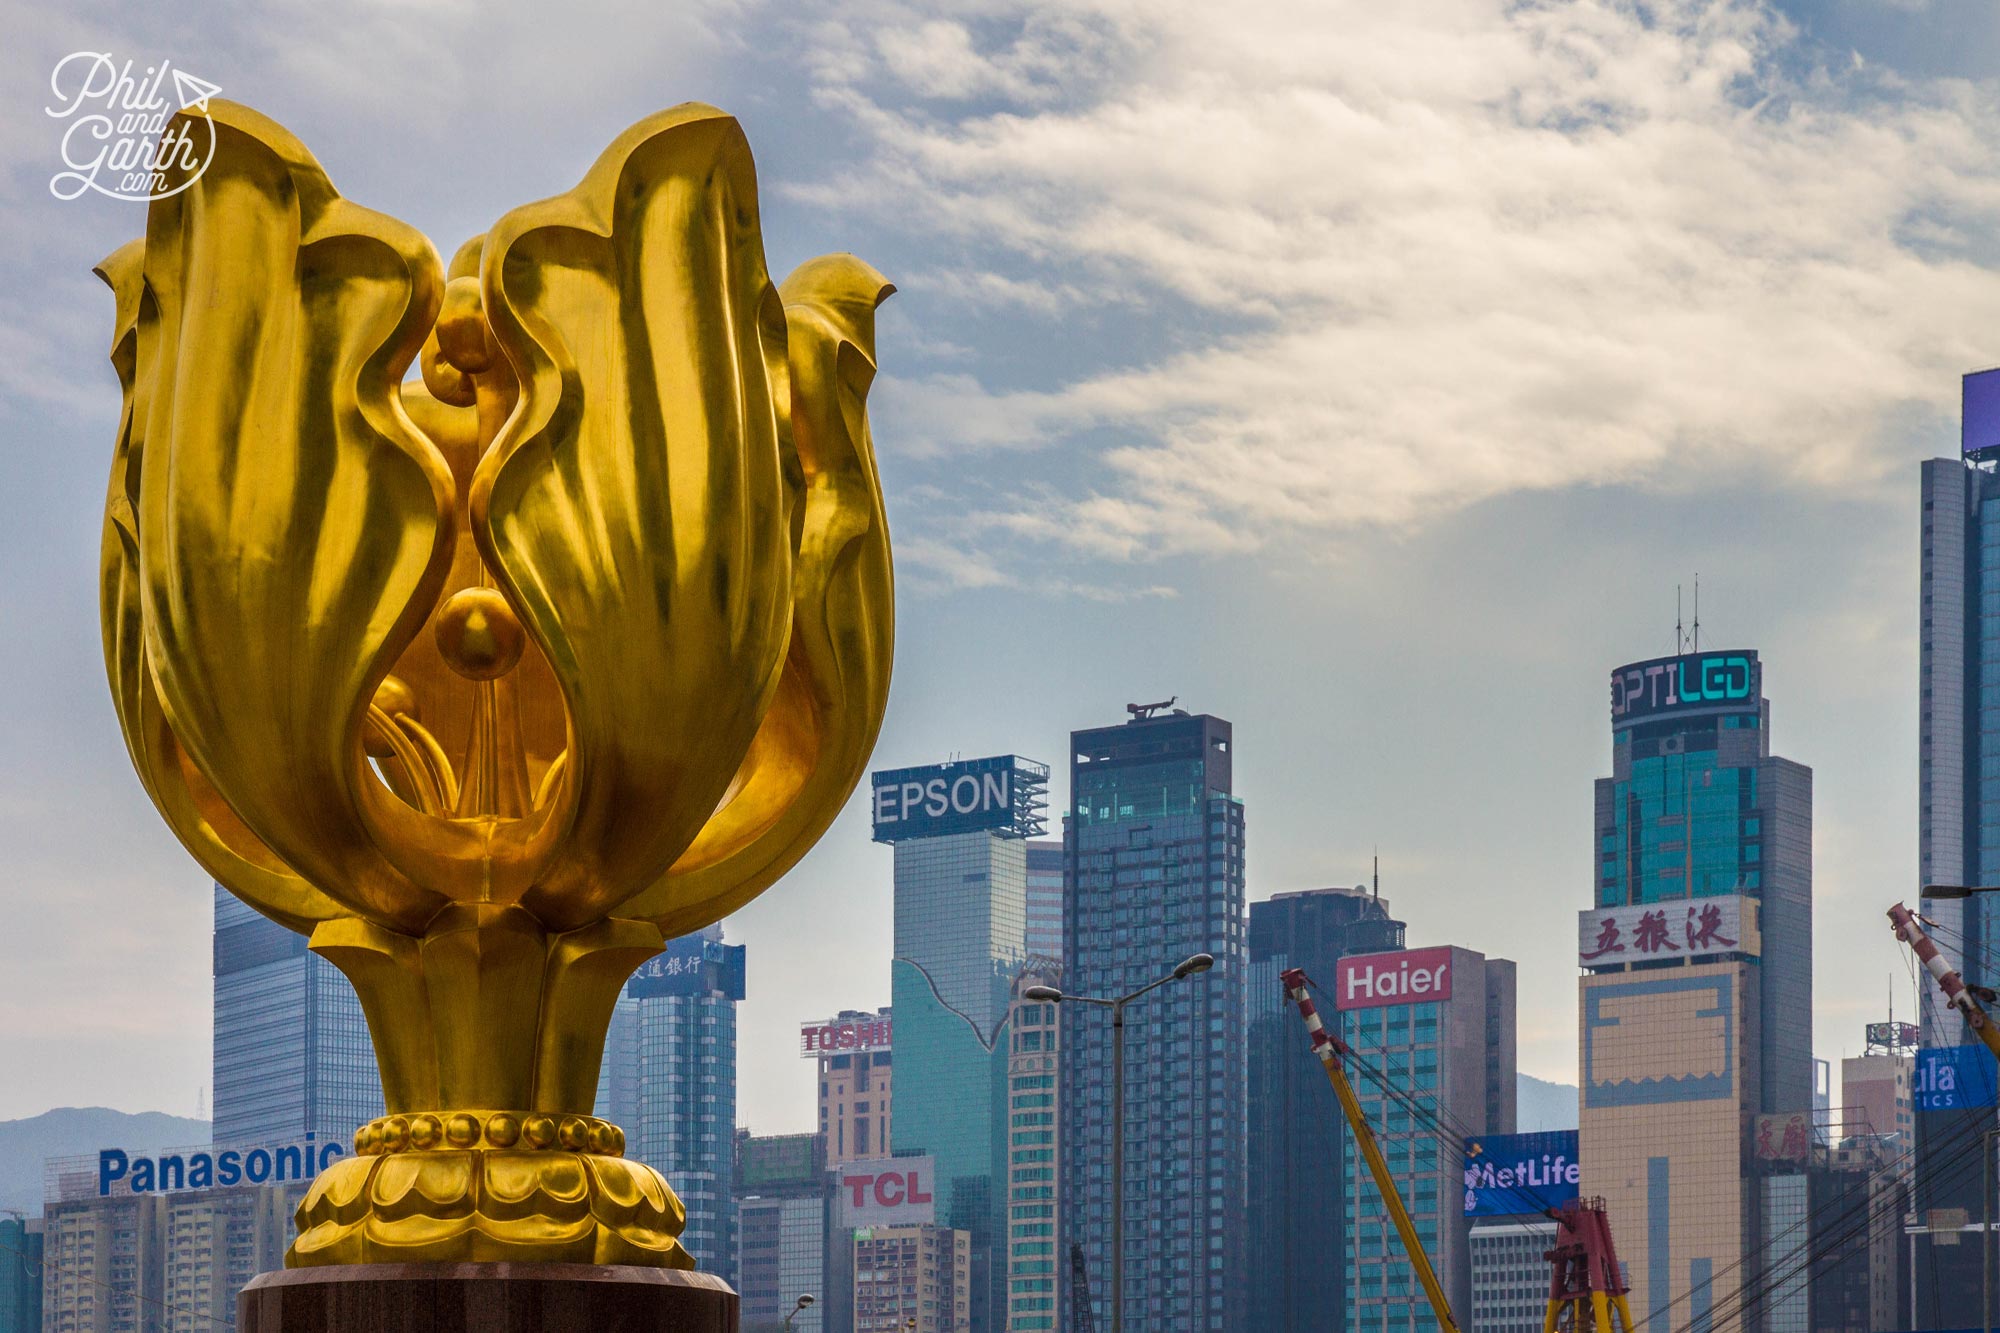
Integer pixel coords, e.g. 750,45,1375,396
782,1293,815,1329
1025,951,1214,1333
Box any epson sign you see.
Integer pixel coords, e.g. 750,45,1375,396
871,755,1028,843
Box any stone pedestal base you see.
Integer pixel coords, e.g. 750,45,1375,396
238,1263,737,1332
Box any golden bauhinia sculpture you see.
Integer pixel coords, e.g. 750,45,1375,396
95,101,893,1268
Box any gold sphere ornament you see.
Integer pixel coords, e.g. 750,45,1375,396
95,100,894,1268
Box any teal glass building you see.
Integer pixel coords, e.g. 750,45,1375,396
876,754,1048,1333
0,1215,40,1333
1595,650,1813,1118
1061,708,1247,1333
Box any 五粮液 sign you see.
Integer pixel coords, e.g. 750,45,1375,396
1578,895,1759,968
870,754,1047,842
1610,650,1760,727
1917,1044,1999,1111
1463,1131,1579,1217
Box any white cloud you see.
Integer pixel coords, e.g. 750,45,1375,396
801,0,2000,558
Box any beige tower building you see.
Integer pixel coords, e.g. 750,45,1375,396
807,1008,894,1166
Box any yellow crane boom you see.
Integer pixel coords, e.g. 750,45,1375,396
1281,967,1462,1333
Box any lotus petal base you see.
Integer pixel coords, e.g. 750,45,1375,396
290,1127,689,1267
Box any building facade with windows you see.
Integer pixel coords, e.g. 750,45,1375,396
735,1134,830,1333
1914,369,2000,1317
876,754,1047,1332
1583,647,1812,1327
1003,966,1061,1333
812,1008,893,1167
1334,945,1516,1332
1025,841,1064,961
852,1224,969,1333
0,1216,41,1333
1061,708,1247,1333
1467,1218,1558,1333
211,887,380,1144
1247,885,1405,1333
596,926,746,1281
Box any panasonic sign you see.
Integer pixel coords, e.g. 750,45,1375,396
871,755,1043,843
96,1134,344,1197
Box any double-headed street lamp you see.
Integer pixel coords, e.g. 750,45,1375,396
1025,951,1215,1333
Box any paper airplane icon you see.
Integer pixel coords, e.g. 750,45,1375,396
170,69,221,113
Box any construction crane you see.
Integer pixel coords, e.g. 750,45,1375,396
1069,1241,1097,1333
1281,968,1462,1332
1888,902,2000,1062
1541,1197,1634,1332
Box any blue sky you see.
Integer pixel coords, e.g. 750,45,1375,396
2,0,1997,1133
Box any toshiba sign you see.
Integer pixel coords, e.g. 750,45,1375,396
835,1155,936,1227
799,1014,892,1059
1334,947,1454,1011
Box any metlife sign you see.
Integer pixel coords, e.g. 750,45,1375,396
1463,1131,1580,1218
870,755,1044,843
1609,650,1760,728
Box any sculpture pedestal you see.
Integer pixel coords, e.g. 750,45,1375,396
238,1263,737,1332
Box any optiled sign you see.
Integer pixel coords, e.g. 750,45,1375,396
1463,1130,1580,1218
1917,1045,2000,1112
835,1155,936,1227
1335,946,1454,1011
96,1134,345,1197
871,755,1033,843
1609,650,1760,727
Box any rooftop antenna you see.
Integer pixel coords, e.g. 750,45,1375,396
1676,584,1685,655
1372,850,1379,901
1692,574,1700,654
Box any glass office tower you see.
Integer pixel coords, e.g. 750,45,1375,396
1247,885,1406,1333
1583,649,1812,1326
596,926,746,1281
1914,366,2000,1316
211,886,381,1144
1025,840,1064,961
1061,708,1247,1333
875,753,1048,1333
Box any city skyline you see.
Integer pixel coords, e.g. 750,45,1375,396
7,0,2000,1151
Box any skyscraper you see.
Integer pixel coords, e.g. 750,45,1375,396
735,1133,830,1333
211,886,381,1144
806,1008,894,1167
1335,944,1516,1332
596,925,746,1280
1582,647,1812,1326
1061,706,1246,1333
1247,885,1406,1333
1004,965,1062,1333
875,753,1048,1333
1913,368,2000,1314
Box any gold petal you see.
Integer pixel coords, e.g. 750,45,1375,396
626,255,896,936
475,104,795,929
114,102,455,931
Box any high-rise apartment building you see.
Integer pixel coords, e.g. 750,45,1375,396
805,1008,893,1166
1583,647,1812,1327
1061,707,1247,1333
736,1133,830,1333
875,753,1047,1332
1247,885,1406,1333
1025,841,1064,961
1914,369,2000,1314
211,887,380,1144
1333,945,1516,1331
1840,1021,1915,1146
852,1224,970,1333
1003,966,1061,1333
596,926,746,1280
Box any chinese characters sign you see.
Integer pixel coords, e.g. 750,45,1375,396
1578,896,1758,968
626,934,746,1000
1753,1112,1812,1171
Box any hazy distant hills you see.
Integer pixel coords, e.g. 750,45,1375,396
1518,1073,1580,1132
0,1107,208,1216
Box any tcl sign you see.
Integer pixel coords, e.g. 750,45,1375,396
835,1155,936,1226
1335,947,1454,1011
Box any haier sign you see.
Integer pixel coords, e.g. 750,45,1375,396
1463,1131,1581,1218
1335,947,1454,1011
871,755,1034,843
